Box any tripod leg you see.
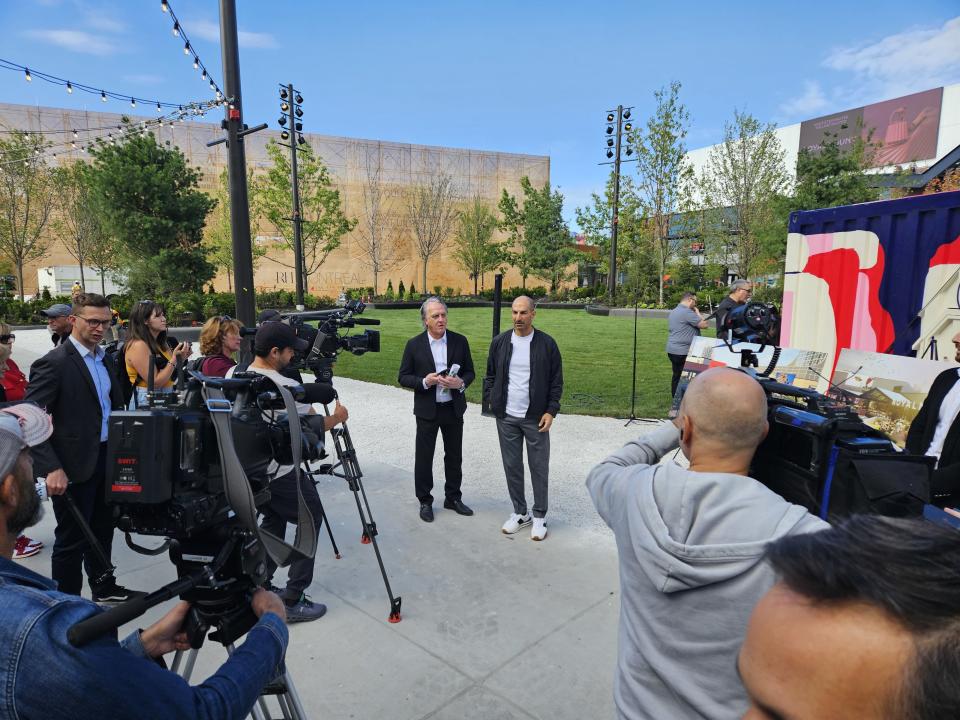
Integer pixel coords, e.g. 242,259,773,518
304,462,341,559
172,647,200,682
62,490,115,587
278,671,309,720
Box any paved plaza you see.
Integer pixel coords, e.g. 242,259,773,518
11,328,661,719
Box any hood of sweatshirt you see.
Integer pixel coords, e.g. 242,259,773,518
631,461,825,593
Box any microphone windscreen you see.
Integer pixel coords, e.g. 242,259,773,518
299,382,338,404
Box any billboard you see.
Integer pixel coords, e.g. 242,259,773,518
798,87,943,167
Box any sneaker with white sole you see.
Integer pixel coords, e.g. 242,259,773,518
531,518,547,541
501,513,532,534
12,535,42,560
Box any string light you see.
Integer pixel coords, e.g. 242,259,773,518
157,1,224,101
130,97,136,108
24,67,31,82
101,90,107,102
66,81,72,94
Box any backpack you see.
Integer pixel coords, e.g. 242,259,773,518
114,342,134,408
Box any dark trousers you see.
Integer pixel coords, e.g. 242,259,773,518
496,415,550,518
261,468,324,601
414,402,464,504
668,353,687,398
50,443,115,595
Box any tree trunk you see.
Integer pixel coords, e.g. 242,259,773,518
99,270,106,296
421,261,428,297
16,262,24,302
79,262,86,290
473,274,478,295
227,267,232,291
372,271,379,297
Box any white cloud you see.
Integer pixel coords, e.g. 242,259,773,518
824,16,960,99
187,19,277,49
25,29,117,56
83,13,125,34
778,80,829,121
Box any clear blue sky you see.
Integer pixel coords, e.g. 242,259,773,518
1,1,959,227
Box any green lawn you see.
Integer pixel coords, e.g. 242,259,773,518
330,307,706,419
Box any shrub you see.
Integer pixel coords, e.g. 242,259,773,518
385,280,395,300
397,280,405,300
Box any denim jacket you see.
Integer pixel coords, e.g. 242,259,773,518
0,558,288,720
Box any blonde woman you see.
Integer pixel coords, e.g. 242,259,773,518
195,316,243,377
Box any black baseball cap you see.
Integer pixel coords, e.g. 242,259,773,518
257,309,281,324
254,321,309,354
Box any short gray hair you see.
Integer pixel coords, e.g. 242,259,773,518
420,296,447,325
730,279,752,292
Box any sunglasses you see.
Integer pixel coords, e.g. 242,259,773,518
0,334,14,343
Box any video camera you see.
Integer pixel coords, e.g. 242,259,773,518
718,302,932,522
249,300,381,383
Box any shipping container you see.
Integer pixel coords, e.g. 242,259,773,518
783,190,960,374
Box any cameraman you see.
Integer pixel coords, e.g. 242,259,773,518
0,404,290,719
586,367,827,719
228,321,348,623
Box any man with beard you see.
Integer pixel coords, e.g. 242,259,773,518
0,410,290,718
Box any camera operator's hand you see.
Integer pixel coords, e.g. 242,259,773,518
252,587,287,623
324,399,348,429
45,468,68,496
139,601,192,658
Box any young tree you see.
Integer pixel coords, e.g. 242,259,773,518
0,131,56,299
452,196,501,295
792,130,879,211
500,177,576,293
575,172,644,279
53,162,107,290
630,81,694,305
405,171,459,292
353,158,405,296
696,111,790,280
85,129,216,297
253,139,356,288
204,169,265,290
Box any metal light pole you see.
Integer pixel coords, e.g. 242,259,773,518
218,0,255,328
600,105,635,300
281,83,305,310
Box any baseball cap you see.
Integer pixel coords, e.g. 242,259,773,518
257,309,281,324
40,303,72,318
0,403,53,479
254,321,309,354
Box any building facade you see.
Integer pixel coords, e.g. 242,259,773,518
0,102,550,297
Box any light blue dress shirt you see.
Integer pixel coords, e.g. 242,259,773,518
68,335,112,442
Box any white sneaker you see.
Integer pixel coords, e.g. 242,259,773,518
501,513,532,534
531,518,547,541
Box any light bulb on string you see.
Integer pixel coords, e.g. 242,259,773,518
201,69,207,80
161,0,169,12
130,98,136,108
24,68,31,82
72,129,78,139
184,42,190,55
172,22,180,37
66,81,73,94
193,57,200,69
101,90,107,102
156,102,162,113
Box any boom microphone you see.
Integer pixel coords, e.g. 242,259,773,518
295,382,338,405
351,317,380,325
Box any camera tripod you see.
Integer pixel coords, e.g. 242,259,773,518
171,598,308,720
308,408,402,623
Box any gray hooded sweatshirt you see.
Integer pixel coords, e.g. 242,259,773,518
586,423,828,720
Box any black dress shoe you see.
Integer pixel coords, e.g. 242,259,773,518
419,503,434,522
443,499,474,516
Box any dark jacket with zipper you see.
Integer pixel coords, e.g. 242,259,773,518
484,329,563,420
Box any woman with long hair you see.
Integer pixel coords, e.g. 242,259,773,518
124,300,191,406
196,315,243,378
0,322,42,559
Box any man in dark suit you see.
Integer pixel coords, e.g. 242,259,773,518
398,297,476,522
906,331,960,507
25,293,142,602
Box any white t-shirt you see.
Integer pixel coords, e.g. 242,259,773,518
506,331,534,418
227,363,315,476
926,368,960,466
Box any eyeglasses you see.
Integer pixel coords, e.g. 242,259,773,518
73,315,111,328
217,315,232,322
0,334,14,343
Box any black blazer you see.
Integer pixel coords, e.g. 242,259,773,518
25,340,126,484
906,367,960,499
398,330,475,420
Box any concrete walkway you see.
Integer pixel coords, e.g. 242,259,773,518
11,329,662,719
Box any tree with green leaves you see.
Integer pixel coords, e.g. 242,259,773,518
53,161,113,291
204,168,265,290
452,195,502,295
499,177,575,293
85,128,215,297
792,129,879,211
0,131,56,300
695,110,790,280
575,172,645,279
405,171,459,293
630,81,694,305
253,139,356,289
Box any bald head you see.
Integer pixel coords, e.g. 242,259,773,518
681,367,768,455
